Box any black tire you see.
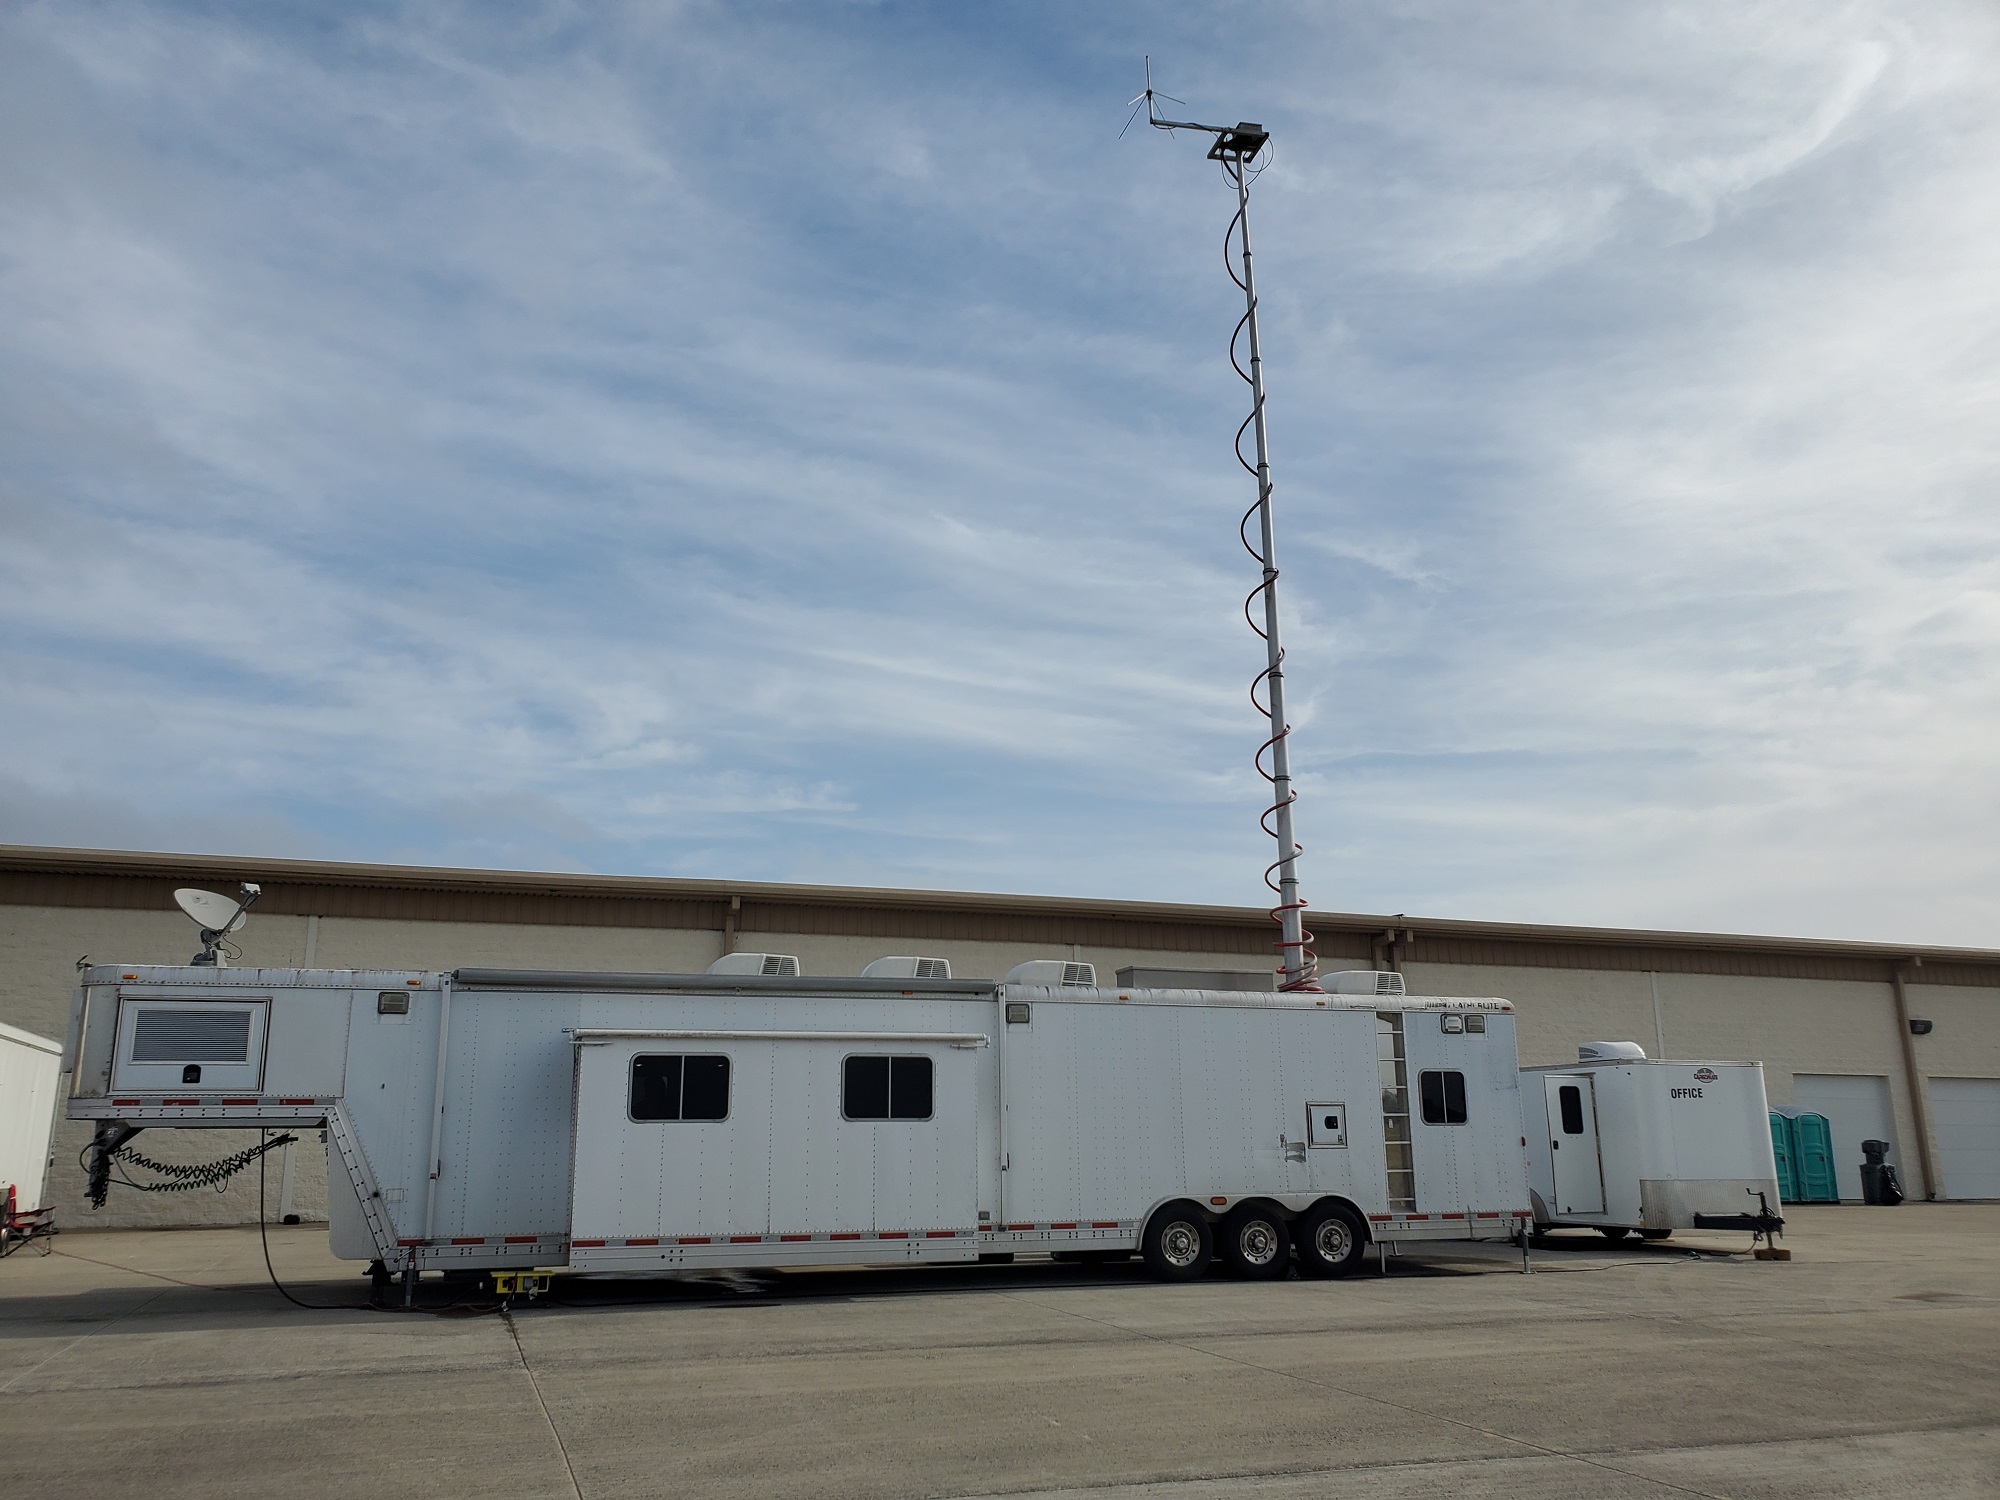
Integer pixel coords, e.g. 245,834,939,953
1640,1228,1673,1241
1220,1203,1292,1280
1141,1202,1213,1282
1596,1226,1633,1242
1295,1201,1369,1278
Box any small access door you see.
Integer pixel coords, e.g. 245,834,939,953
1543,1074,1605,1215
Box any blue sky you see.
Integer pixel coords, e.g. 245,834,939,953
3,2,1997,946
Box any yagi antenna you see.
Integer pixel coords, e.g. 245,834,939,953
1133,65,1315,993
175,883,262,967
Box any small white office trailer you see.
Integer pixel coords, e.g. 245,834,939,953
1522,1042,1782,1238
1,1020,63,1215
65,961,1532,1280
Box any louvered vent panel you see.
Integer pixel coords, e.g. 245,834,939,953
132,1008,253,1063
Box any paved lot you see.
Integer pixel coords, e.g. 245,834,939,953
2,1206,1996,1498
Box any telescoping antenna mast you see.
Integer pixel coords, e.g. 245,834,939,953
1135,68,1319,992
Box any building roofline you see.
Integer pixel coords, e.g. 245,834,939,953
2,842,1993,970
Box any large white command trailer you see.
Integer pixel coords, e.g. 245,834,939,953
65,958,1532,1282
1523,1042,1782,1240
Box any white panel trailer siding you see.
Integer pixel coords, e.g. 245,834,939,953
66,966,1531,1278
1522,1057,1780,1234
1,1020,63,1212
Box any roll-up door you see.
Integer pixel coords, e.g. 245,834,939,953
1930,1079,2000,1200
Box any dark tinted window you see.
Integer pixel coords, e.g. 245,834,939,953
631,1054,730,1121
843,1055,933,1120
1419,1070,1468,1125
1558,1084,1585,1135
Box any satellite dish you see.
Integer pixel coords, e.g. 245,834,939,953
173,883,262,965
176,888,252,934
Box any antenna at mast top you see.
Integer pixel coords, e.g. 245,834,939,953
1135,64,1316,992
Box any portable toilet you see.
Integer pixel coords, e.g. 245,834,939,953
1770,1113,1799,1202
1770,1108,1838,1203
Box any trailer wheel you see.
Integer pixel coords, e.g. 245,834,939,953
1596,1226,1633,1242
1640,1228,1673,1241
1142,1202,1213,1281
1221,1203,1291,1280
1295,1202,1368,1278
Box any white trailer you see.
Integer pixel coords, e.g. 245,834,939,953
1,1019,63,1216
1522,1042,1782,1240
64,961,1532,1282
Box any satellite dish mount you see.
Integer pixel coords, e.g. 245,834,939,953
175,884,263,967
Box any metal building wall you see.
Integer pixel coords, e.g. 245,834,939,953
4,845,1993,1226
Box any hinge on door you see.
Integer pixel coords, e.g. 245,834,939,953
1284,1140,1306,1163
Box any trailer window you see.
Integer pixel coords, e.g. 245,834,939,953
842,1055,933,1121
1557,1084,1586,1135
630,1054,731,1122
1419,1070,1468,1125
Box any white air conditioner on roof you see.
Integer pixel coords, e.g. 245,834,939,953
860,956,951,979
706,952,800,977
1004,960,1094,987
1324,970,1405,996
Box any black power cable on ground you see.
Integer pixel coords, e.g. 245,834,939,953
258,1128,367,1311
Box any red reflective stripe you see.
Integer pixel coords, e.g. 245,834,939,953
925,1231,957,1238
830,1233,862,1241
1406,1214,1429,1221
877,1232,909,1240
161,1098,199,1105
626,1238,660,1247
1091,1221,1119,1228
679,1236,711,1245
398,1238,425,1246
572,1239,606,1248
504,1236,539,1244
113,1099,139,1105
1005,1223,1033,1231
730,1236,761,1243
451,1237,484,1245
1475,1212,1500,1219
1440,1213,1466,1220
222,1098,257,1105
1367,1215,1392,1223
280,1098,317,1105
779,1234,811,1242
1049,1222,1077,1229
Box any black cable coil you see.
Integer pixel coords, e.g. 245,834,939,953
88,1133,297,1194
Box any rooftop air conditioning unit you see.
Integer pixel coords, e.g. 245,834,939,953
1324,970,1405,996
860,956,952,980
1004,960,1095,987
1577,1040,1647,1061
706,952,801,977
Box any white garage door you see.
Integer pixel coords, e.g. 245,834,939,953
1792,1074,1897,1203
1930,1079,2000,1201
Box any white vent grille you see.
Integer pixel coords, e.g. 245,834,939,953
1061,962,1095,987
914,957,950,979
761,954,799,977
131,1008,253,1063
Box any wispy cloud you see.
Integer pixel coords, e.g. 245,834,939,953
1,2,1996,944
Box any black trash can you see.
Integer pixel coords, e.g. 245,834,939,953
1859,1139,1905,1206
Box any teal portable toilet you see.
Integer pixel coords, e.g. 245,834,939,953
1792,1112,1838,1201
1770,1109,1840,1203
1770,1113,1800,1202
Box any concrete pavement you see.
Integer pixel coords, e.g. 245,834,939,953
2,1205,1995,1498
